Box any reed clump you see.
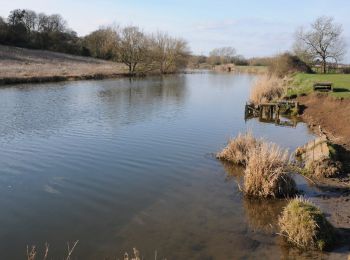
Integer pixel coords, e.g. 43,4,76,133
278,197,335,251
307,158,342,178
249,75,287,105
243,142,296,198
216,132,261,166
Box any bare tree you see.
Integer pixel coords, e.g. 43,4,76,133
151,31,190,73
117,26,149,74
37,13,67,33
294,16,346,73
22,10,38,32
208,47,236,65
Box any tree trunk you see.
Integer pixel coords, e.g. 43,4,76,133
322,57,327,74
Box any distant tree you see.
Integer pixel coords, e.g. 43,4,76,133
7,9,25,26
150,32,190,73
37,13,67,33
294,16,346,73
22,10,38,32
208,47,236,65
84,26,119,60
118,26,149,74
231,55,248,66
0,16,8,44
7,9,29,45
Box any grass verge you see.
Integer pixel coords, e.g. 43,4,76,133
288,73,350,98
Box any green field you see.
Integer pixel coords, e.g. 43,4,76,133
288,73,350,98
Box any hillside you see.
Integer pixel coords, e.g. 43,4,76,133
0,45,128,85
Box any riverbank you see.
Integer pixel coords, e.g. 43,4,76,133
0,45,129,85
294,85,350,232
213,64,267,74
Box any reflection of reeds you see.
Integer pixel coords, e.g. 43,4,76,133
243,142,296,198
26,240,78,260
243,198,287,233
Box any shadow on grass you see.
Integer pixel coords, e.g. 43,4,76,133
333,88,350,92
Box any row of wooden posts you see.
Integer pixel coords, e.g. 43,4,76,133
245,100,299,124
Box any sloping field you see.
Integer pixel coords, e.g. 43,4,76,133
0,45,128,84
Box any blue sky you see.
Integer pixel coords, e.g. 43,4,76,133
1,0,350,61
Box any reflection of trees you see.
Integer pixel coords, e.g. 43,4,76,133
243,198,286,234
97,75,187,125
0,83,74,140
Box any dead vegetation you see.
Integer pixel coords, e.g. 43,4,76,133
0,45,128,85
249,75,288,105
217,132,297,198
243,142,296,198
278,197,335,251
216,132,261,165
307,158,342,178
295,137,342,178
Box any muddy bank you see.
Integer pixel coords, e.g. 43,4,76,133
296,93,350,232
297,93,350,150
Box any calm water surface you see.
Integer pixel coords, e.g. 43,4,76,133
0,73,343,259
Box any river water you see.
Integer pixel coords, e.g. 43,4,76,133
0,72,342,259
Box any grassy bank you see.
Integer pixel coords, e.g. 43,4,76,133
288,73,350,98
0,45,129,85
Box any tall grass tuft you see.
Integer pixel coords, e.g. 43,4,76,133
278,197,335,250
243,142,296,198
216,132,261,166
249,75,287,105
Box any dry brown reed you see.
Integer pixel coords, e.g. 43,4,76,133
216,131,261,166
243,142,296,198
249,75,287,105
278,197,335,250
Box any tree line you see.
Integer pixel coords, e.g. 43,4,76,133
0,9,190,74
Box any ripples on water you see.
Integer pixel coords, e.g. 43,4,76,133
0,73,338,259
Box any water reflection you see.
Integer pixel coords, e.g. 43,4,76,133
0,73,327,259
243,198,286,234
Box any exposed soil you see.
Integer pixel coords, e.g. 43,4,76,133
297,93,350,237
297,93,350,150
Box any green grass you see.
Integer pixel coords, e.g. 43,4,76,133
288,73,350,98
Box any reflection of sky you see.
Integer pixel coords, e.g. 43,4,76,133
0,74,318,259
1,0,350,61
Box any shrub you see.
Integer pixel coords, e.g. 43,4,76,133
249,75,287,105
268,53,313,77
243,142,296,198
216,132,261,165
278,197,335,250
